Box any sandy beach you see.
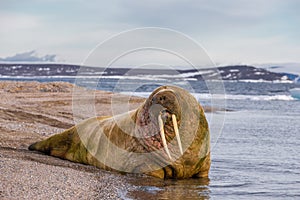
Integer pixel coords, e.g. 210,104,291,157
0,81,149,199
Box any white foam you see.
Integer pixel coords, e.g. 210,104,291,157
196,93,296,101
238,79,293,83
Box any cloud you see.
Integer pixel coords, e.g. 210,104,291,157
0,50,57,62
104,0,282,34
0,0,299,64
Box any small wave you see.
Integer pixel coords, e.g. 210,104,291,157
226,94,295,101
120,92,150,98
210,182,251,188
194,93,295,101
122,92,296,101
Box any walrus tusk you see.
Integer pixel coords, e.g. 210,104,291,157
172,114,183,155
158,114,173,161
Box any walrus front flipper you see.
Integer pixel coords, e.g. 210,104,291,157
28,126,89,164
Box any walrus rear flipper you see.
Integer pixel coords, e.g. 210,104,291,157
28,126,89,164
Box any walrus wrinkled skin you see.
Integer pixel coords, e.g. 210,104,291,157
29,86,210,179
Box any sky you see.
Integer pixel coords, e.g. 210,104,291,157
0,0,299,72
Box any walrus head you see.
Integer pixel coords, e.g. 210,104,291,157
134,85,210,179
136,87,182,157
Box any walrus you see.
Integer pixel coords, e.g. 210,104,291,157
29,85,210,179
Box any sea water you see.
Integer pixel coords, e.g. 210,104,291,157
208,99,300,199
1,75,300,199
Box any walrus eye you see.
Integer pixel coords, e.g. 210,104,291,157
158,113,183,161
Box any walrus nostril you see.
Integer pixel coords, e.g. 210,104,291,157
159,96,166,102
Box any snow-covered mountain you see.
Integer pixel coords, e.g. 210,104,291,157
0,63,299,83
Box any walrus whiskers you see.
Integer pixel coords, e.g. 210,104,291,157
172,114,183,155
158,113,173,161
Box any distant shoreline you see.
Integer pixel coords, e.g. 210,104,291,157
0,63,299,83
